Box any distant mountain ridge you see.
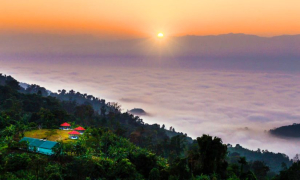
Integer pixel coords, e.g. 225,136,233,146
0,33,300,59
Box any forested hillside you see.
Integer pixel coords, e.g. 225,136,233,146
228,144,292,173
270,124,300,138
0,73,298,180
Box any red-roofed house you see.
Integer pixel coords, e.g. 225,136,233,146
60,122,71,130
74,126,86,134
68,131,80,139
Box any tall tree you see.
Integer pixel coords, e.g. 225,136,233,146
238,157,247,174
196,134,228,177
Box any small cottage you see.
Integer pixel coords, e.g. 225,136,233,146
68,131,80,139
19,137,58,155
60,122,71,130
74,126,85,134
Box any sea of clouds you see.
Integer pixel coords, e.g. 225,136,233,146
1,57,300,158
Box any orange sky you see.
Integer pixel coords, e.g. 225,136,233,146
1,0,300,37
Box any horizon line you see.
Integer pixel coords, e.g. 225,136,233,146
1,30,300,40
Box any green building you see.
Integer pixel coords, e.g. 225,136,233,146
20,137,59,155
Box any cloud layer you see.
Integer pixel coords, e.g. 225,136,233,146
1,58,300,157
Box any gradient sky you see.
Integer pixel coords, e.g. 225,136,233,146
1,0,300,37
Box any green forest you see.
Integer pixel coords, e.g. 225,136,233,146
0,73,298,180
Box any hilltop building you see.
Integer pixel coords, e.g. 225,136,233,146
19,137,58,155
60,122,71,130
68,131,80,139
74,126,85,134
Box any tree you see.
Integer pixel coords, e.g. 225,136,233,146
227,164,240,178
75,104,94,123
52,141,64,164
281,162,287,171
100,106,106,116
170,135,185,156
149,168,160,180
238,157,247,174
60,89,66,95
5,153,31,172
275,161,300,180
251,161,269,180
73,141,86,156
240,171,257,180
114,158,137,180
5,77,20,90
129,152,157,179
293,154,300,162
30,154,47,180
45,163,63,180
169,158,191,180
18,140,29,152
38,108,56,128
196,135,228,177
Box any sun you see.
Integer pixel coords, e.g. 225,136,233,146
157,33,164,38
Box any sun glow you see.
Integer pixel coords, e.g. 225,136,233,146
157,33,164,38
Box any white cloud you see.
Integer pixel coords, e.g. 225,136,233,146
1,58,300,157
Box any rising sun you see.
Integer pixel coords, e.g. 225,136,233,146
157,33,164,38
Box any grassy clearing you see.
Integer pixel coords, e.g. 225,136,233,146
24,129,75,143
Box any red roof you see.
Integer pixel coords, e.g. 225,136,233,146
68,131,80,135
60,122,71,127
74,126,85,131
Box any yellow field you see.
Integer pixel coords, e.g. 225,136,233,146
24,129,74,143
